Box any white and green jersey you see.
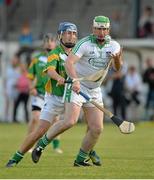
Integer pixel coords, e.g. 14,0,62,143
72,34,120,88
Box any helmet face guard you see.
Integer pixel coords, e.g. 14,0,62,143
58,22,77,48
93,16,110,42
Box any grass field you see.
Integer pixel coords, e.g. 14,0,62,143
0,121,154,179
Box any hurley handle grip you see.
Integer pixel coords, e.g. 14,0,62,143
64,79,73,83
79,91,91,101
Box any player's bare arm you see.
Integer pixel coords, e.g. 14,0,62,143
65,52,80,93
47,68,65,85
27,78,38,96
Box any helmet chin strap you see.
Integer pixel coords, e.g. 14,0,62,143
46,48,52,52
60,39,75,48
96,38,105,43
93,35,105,43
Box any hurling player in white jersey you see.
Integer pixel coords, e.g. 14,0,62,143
29,16,123,167
64,15,123,166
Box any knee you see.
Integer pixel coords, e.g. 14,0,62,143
64,118,77,129
90,126,103,137
32,111,40,121
33,115,39,124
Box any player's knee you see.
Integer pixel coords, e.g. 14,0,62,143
91,126,103,137
64,119,76,129
34,114,40,121
31,116,39,125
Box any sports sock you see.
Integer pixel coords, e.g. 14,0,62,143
52,139,60,149
11,151,24,163
89,149,95,155
75,149,89,162
37,134,51,149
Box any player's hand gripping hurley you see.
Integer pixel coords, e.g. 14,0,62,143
64,57,135,134
64,46,135,134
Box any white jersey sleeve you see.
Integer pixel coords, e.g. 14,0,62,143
72,37,89,58
73,44,85,58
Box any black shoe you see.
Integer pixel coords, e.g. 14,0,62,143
6,160,17,168
74,160,92,167
89,150,102,166
31,146,43,163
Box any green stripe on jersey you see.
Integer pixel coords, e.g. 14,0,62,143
63,83,72,102
72,36,90,54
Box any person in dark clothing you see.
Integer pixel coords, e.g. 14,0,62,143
143,58,154,120
109,66,127,120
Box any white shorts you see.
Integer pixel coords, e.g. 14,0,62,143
31,95,44,109
63,83,103,107
40,93,64,123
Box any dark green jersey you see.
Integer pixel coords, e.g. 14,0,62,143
44,45,67,96
27,52,48,95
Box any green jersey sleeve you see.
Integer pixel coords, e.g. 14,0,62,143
27,58,37,80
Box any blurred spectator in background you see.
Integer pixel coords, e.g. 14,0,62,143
0,0,7,39
125,66,141,105
143,58,154,120
108,65,127,120
17,21,34,66
125,65,142,121
19,21,33,47
0,0,4,4
110,11,121,39
16,46,35,67
0,51,2,75
138,6,154,38
13,63,30,123
5,0,12,6
4,54,20,122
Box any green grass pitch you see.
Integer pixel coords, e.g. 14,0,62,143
0,121,154,179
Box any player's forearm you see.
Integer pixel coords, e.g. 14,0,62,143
28,79,35,90
113,57,123,71
47,69,62,81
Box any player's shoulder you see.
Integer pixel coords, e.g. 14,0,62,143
31,55,39,64
35,52,44,59
76,35,91,46
48,46,61,61
31,52,44,62
48,45,60,56
73,35,91,52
